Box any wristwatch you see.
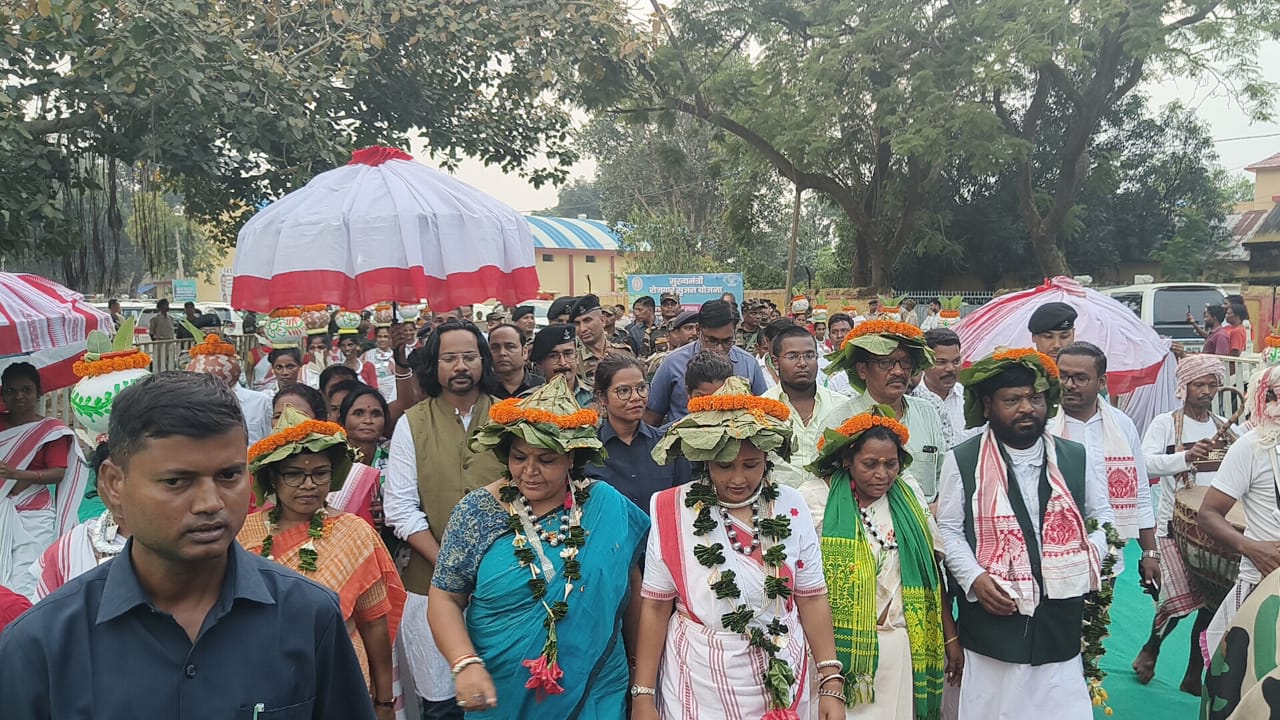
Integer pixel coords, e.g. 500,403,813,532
1141,549,1160,561
630,685,656,697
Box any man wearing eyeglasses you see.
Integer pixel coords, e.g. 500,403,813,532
823,320,948,503
644,300,768,426
529,324,595,408
762,325,855,526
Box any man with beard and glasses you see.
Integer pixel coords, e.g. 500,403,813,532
937,350,1112,719
1049,342,1157,587
570,294,634,389
1027,302,1076,361
911,328,971,448
0,372,373,720
383,321,506,720
530,323,594,408
1132,354,1237,693
488,323,543,400
823,319,948,502
762,325,855,526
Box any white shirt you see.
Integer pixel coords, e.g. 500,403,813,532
937,438,1115,600
1209,429,1280,584
383,404,479,541
763,384,857,527
912,381,974,448
1142,410,1239,537
234,385,273,447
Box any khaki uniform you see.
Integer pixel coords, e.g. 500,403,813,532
736,323,762,352
576,337,635,389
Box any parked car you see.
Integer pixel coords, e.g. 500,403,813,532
1101,282,1230,352
196,303,247,336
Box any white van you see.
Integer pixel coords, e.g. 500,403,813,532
1101,283,1231,352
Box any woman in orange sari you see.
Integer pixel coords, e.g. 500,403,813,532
240,407,406,720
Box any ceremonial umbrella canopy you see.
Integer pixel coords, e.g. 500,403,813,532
0,272,115,392
231,146,541,313
955,275,1168,395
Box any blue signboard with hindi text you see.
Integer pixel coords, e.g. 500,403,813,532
627,273,744,311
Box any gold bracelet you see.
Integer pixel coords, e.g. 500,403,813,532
945,636,959,646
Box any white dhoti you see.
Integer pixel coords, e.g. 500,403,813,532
957,651,1091,720
845,626,913,720
398,591,455,703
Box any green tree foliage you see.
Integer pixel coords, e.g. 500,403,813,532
534,179,605,220
0,0,633,260
978,0,1280,275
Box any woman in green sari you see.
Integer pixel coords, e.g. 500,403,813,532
806,407,962,720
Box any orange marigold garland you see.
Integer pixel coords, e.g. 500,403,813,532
1266,335,1280,349
188,334,237,357
488,398,599,429
840,319,923,349
817,414,910,450
993,347,1059,378
73,349,152,378
300,303,329,312
685,393,791,422
248,419,346,462
268,308,302,318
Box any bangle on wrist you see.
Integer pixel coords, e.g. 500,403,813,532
450,654,485,677
945,636,959,646
373,699,394,708
630,684,656,697
815,659,843,672
819,673,846,687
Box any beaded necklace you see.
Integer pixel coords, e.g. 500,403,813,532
686,476,798,713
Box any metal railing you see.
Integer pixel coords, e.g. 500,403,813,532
40,336,259,428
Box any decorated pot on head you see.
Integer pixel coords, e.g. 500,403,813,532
877,293,906,320
790,295,810,316
300,304,331,336
262,308,306,347
70,319,152,446
1264,328,1280,366
398,304,421,323
334,310,362,336
372,303,394,328
938,295,964,329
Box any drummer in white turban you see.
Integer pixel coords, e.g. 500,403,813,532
1200,364,1280,658
1131,354,1238,693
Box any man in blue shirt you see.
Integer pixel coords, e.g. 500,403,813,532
644,299,769,426
0,371,374,720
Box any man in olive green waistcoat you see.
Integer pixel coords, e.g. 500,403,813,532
936,350,1113,719
383,320,505,719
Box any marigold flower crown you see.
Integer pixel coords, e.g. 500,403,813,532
488,398,599,429
188,333,237,357
248,419,346,464
685,393,792,422
73,349,152,378
818,414,910,451
268,307,302,318
991,347,1059,378
839,319,923,350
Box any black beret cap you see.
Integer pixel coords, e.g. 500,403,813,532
530,323,576,363
1027,301,1078,334
547,296,578,321
673,310,700,329
511,305,535,321
568,294,602,322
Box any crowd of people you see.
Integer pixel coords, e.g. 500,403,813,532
0,288,1276,720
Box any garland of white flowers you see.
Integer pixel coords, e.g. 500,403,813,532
686,475,799,716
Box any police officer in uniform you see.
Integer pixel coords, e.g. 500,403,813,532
569,294,635,388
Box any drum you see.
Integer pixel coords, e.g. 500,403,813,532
1172,486,1247,607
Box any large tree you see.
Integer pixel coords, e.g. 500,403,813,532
596,0,1009,289
0,0,632,262
979,0,1279,275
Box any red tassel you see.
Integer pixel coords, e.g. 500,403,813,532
347,146,413,166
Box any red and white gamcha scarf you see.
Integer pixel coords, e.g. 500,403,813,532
972,429,1101,617
1048,403,1141,539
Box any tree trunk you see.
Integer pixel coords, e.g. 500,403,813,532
1029,227,1071,278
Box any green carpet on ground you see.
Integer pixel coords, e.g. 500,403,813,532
1095,542,1202,718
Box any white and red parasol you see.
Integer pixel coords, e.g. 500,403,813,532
0,272,115,392
231,146,541,312
955,276,1168,395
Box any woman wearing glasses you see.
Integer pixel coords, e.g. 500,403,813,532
239,407,406,720
585,356,692,511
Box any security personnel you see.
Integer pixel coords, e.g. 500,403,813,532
569,294,635,388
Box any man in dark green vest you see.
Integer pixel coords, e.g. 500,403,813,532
383,320,506,720
936,349,1113,719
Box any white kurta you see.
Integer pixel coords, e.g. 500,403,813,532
764,384,857,527
936,439,1112,720
1142,410,1238,537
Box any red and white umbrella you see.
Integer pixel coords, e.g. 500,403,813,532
0,272,115,392
231,146,541,312
955,276,1167,395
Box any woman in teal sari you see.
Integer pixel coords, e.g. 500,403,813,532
428,376,649,718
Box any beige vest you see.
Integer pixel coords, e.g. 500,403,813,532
401,394,506,594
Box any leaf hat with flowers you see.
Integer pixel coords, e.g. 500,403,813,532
652,376,795,464
805,405,913,479
247,406,356,503
957,347,1061,430
823,320,934,392
469,375,605,466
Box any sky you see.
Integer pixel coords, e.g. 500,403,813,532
431,40,1280,214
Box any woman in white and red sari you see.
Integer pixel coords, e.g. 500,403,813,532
0,362,89,599
633,377,845,720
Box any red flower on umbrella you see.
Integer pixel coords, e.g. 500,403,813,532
522,655,565,700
